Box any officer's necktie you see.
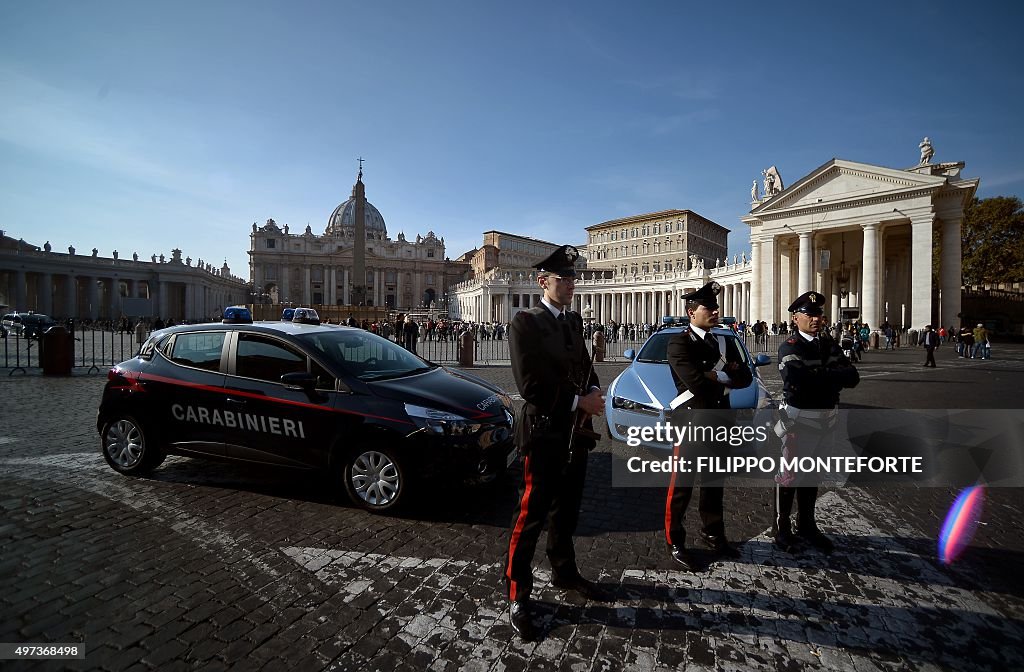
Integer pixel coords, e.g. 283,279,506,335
705,333,717,349
557,312,566,321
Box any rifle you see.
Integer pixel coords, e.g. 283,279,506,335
568,346,601,464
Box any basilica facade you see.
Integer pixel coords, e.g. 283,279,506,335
248,172,449,311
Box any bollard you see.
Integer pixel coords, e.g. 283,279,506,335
135,321,147,345
869,331,880,349
459,330,474,367
41,325,73,375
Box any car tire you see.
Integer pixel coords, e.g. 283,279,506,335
343,445,407,512
100,415,165,475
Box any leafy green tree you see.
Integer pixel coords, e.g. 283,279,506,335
960,196,1024,285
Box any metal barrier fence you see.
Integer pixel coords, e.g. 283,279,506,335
2,325,146,375
1,325,911,374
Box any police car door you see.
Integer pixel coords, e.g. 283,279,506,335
223,332,337,468
156,330,229,457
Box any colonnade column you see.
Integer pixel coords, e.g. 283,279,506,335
88,276,99,320
910,217,934,329
750,240,761,322
798,232,813,294
65,275,77,317
14,270,27,311
39,272,53,315
861,222,881,329
940,216,962,330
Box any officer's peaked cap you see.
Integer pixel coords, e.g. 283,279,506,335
788,291,825,316
682,281,721,308
534,244,579,277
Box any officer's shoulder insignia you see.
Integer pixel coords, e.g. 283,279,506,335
786,337,797,344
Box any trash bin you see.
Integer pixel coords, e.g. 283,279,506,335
135,321,147,345
41,325,73,375
869,331,880,349
459,330,474,367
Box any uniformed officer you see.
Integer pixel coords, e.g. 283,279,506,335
504,244,608,642
664,281,753,570
773,291,859,554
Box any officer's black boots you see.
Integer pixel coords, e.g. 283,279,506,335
509,600,537,641
796,525,835,554
551,574,612,602
668,544,696,571
700,533,741,559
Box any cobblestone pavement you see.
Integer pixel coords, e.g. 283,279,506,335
1,343,1023,670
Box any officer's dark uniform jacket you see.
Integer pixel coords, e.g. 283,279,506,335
778,333,859,410
510,306,599,454
667,327,752,410
505,304,599,602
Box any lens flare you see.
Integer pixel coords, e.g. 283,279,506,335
938,485,985,565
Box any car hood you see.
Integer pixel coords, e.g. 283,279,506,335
610,360,769,410
611,361,677,409
367,367,512,422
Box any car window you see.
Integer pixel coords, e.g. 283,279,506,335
235,333,308,383
636,333,671,362
297,330,435,381
169,332,226,371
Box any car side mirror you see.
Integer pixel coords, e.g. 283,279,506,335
281,371,318,392
754,354,771,367
624,349,635,361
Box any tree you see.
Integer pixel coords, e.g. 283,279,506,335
961,196,1024,285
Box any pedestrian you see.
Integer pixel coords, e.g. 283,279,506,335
403,315,419,353
972,324,988,359
773,291,859,555
504,244,609,642
959,325,974,358
664,281,752,570
921,324,938,367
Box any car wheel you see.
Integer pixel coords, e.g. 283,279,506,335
343,446,406,512
100,416,165,475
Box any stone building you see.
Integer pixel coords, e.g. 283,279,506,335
449,211,735,325
248,172,448,311
584,209,728,278
743,146,979,328
0,232,248,321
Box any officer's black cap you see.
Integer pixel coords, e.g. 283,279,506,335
788,291,825,316
681,281,721,309
533,244,579,277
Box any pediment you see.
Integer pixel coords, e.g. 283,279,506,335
752,159,947,214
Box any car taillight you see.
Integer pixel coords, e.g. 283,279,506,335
108,367,126,383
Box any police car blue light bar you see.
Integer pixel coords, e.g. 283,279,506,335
223,306,253,324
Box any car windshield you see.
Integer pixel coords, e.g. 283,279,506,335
297,329,437,381
635,331,749,366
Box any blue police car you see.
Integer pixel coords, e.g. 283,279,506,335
605,317,775,450
97,309,516,512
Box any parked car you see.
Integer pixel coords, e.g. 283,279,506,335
605,320,775,450
2,311,57,338
97,311,516,512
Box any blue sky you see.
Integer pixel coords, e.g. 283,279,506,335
2,1,1022,280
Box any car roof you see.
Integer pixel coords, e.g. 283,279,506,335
155,321,354,337
655,325,737,336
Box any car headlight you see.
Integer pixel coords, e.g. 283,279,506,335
405,404,477,436
611,396,661,416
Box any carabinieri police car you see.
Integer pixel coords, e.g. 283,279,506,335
97,307,516,512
